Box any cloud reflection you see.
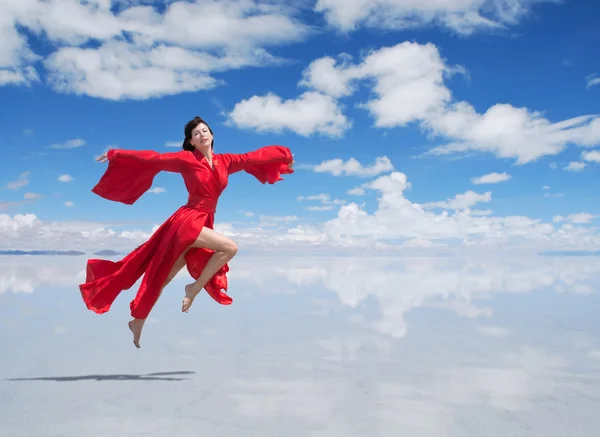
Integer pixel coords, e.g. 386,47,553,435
0,256,85,295
1,254,599,436
231,255,600,338
3,254,600,341
225,347,576,436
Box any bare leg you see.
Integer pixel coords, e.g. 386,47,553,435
182,227,238,313
128,319,145,349
161,248,190,294
128,249,190,348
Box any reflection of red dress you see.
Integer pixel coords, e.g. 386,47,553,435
79,146,293,319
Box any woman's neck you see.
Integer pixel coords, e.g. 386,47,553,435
199,148,213,168
197,148,212,162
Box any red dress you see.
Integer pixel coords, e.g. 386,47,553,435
79,145,294,319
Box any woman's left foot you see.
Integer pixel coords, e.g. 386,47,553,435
128,319,143,348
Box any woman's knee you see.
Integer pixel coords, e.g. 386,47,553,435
190,226,238,256
223,239,238,257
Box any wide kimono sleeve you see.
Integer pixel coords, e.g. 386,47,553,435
91,149,186,205
223,145,294,184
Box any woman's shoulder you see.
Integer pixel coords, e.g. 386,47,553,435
215,152,235,162
174,150,198,161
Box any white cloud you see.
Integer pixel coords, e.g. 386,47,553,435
422,190,492,210
581,150,600,163
298,43,455,128
0,0,41,86
225,41,454,136
0,66,40,87
314,0,559,35
586,73,600,89
297,193,346,211
64,201,74,207
471,172,511,185
356,42,456,128
402,237,445,248
307,205,334,212
0,202,23,210
58,174,74,183
565,161,587,172
3,0,310,99
2,168,600,253
226,91,350,137
236,40,600,162
28,0,305,49
427,105,600,164
309,171,600,251
148,187,166,194
164,141,180,148
297,194,345,204
5,172,30,190
553,213,595,225
298,54,357,98
313,156,394,177
0,213,158,251
347,187,366,196
23,192,41,200
49,138,85,149
0,213,40,237
44,40,243,100
258,215,299,227
363,42,600,163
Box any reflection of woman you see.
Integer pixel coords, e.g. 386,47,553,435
79,116,294,348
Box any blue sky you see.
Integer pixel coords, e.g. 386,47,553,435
1,0,599,252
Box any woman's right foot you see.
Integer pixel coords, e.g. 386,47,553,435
182,284,197,313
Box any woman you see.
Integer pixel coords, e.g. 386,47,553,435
79,116,294,348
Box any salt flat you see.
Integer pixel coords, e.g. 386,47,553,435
1,254,599,436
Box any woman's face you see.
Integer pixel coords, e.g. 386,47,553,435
191,122,213,150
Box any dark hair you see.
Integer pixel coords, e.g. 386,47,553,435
182,116,214,151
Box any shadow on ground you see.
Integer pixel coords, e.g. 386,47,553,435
6,371,195,382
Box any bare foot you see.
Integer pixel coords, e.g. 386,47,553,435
128,319,144,348
182,283,197,313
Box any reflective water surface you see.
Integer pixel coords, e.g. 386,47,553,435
1,254,599,436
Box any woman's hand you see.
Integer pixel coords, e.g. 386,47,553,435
96,152,109,163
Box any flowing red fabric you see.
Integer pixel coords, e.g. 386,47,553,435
79,145,293,319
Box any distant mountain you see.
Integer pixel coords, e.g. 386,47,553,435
0,250,86,256
93,250,120,256
539,250,600,257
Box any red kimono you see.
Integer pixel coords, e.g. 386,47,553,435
79,145,294,319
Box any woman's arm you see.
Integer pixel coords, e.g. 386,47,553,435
223,145,293,174
106,149,185,173
91,149,189,205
